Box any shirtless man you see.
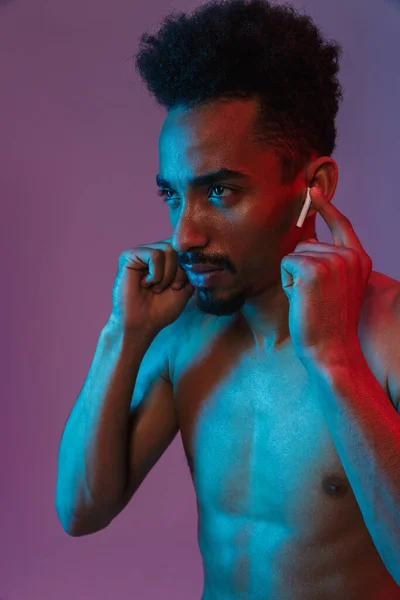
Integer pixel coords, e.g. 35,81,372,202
55,1,400,597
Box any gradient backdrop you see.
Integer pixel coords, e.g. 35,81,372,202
1,0,399,598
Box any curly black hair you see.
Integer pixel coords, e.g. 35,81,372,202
133,0,343,184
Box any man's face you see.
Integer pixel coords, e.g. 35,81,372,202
157,97,308,318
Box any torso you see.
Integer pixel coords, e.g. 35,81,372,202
170,270,400,599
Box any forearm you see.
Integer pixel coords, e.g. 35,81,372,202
55,320,157,532
306,343,400,584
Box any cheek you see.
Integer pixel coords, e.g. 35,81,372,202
241,247,268,278
241,241,284,285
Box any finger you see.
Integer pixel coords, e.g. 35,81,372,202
288,250,352,266
293,240,335,253
121,247,164,284
311,188,364,252
173,264,190,288
155,251,188,292
138,240,187,290
142,248,165,285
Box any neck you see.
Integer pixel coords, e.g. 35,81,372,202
239,225,318,350
240,277,291,351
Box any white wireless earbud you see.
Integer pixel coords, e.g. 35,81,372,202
296,187,312,228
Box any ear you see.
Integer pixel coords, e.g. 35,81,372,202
304,157,339,218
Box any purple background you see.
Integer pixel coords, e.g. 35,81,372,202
1,0,399,598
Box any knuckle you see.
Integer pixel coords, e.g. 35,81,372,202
119,249,130,261
152,248,164,260
118,252,131,268
314,261,329,277
119,248,139,263
364,253,373,268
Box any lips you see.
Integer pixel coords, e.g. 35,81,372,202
183,265,223,273
186,267,226,286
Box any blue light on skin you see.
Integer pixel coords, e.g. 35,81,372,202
157,97,338,344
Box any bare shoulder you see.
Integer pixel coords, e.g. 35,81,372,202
362,269,400,318
359,269,400,407
161,294,201,380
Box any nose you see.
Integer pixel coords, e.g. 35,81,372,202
170,208,209,255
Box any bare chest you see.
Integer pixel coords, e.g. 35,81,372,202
173,333,357,532
167,271,400,597
170,271,394,535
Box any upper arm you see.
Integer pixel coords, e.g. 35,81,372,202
110,325,180,519
386,286,400,412
388,364,400,413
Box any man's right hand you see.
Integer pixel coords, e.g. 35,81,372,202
109,238,195,334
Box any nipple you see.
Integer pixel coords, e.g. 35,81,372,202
322,475,349,499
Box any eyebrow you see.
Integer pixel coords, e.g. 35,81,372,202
156,168,251,189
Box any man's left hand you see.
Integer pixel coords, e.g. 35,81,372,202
280,188,373,365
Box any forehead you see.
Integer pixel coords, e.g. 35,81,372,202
158,98,281,182
160,98,257,146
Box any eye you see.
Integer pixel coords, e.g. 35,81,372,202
157,184,235,204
